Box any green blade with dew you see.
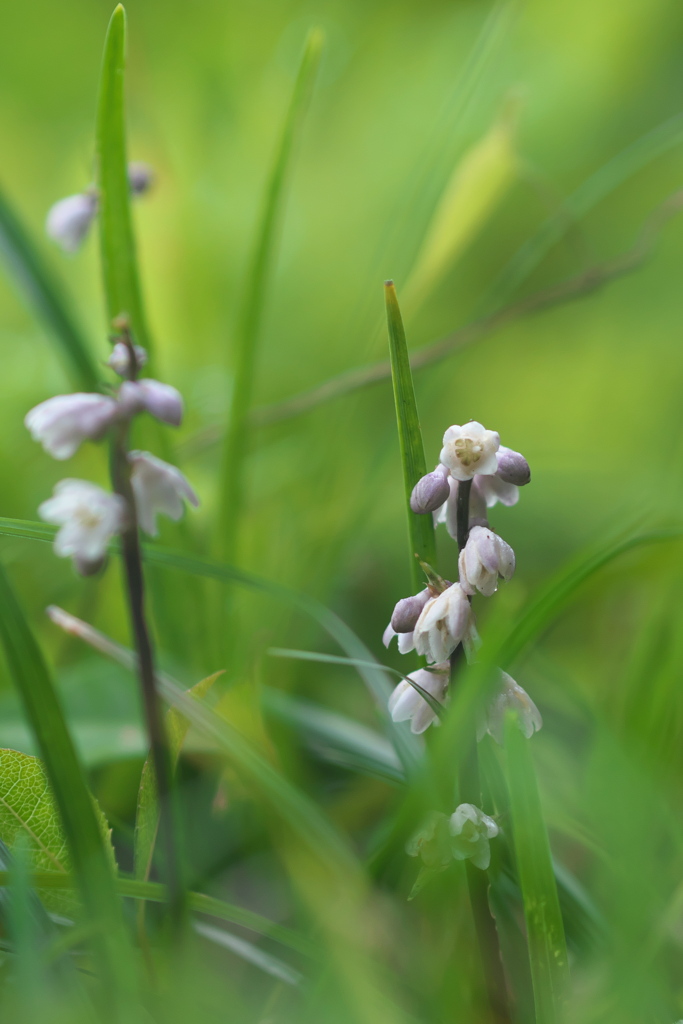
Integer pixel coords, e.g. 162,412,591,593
385,281,436,591
0,184,101,390
505,717,569,1023
0,563,134,1013
219,28,323,562
96,4,152,350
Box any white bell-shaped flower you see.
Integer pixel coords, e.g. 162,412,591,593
388,664,450,734
458,525,515,598
128,451,199,536
382,623,417,655
473,473,519,509
413,582,472,663
118,379,183,426
449,803,499,870
480,670,542,745
45,192,98,253
39,480,127,567
107,342,148,379
440,421,500,481
25,393,119,460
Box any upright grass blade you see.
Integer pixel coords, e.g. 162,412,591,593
0,185,101,390
505,717,569,1024
96,4,152,351
218,29,323,562
384,282,436,592
0,564,133,1015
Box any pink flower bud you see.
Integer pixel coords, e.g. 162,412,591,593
107,342,148,379
390,588,431,632
410,466,451,514
45,192,98,253
495,446,530,486
117,379,183,426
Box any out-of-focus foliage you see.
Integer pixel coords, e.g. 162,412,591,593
0,0,683,1020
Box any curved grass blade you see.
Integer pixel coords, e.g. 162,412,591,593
193,920,304,987
96,4,152,351
505,717,569,1023
385,282,436,591
0,563,133,1011
219,28,323,562
484,112,683,311
0,185,101,390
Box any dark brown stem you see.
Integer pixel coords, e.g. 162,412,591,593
110,426,186,932
451,476,511,1023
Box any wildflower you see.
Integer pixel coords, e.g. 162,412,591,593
449,803,499,870
472,473,519,509
458,525,515,597
413,582,472,663
436,476,489,538
38,479,127,572
128,451,199,536
440,421,499,481
390,588,432,633
480,670,542,745
128,161,154,196
118,380,183,426
410,465,451,514
406,811,452,867
107,341,148,379
25,393,119,460
496,445,530,486
388,664,450,734
382,622,418,654
45,191,98,252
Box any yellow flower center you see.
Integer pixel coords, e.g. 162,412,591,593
454,437,483,467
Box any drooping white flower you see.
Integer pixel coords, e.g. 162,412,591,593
406,811,451,867
458,525,515,598
479,670,542,745
45,192,98,253
473,473,519,509
435,475,489,538
382,623,417,655
38,479,127,568
25,393,119,460
449,803,499,870
118,379,183,426
440,421,500,481
107,342,148,379
128,451,199,536
388,664,450,734
413,582,472,663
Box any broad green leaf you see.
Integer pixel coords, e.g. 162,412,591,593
505,718,569,1024
0,749,115,917
385,282,436,591
96,4,152,350
402,104,518,315
0,562,133,1003
219,28,323,562
134,670,223,882
0,185,101,390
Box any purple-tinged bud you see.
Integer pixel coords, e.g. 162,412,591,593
107,341,148,379
410,466,450,514
128,162,154,196
495,446,530,486
117,379,183,426
390,588,431,633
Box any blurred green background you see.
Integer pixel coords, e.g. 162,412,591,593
1,0,683,1019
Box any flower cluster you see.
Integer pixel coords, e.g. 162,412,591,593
407,804,499,871
46,162,154,253
26,326,198,574
385,420,540,744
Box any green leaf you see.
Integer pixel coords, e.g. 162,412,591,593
0,185,101,390
134,670,223,882
505,717,569,1024
384,281,436,591
218,28,323,562
0,749,115,917
0,562,133,1004
96,4,152,350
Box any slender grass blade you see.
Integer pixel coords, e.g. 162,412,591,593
505,717,569,1023
384,281,436,591
0,185,101,390
96,4,152,350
